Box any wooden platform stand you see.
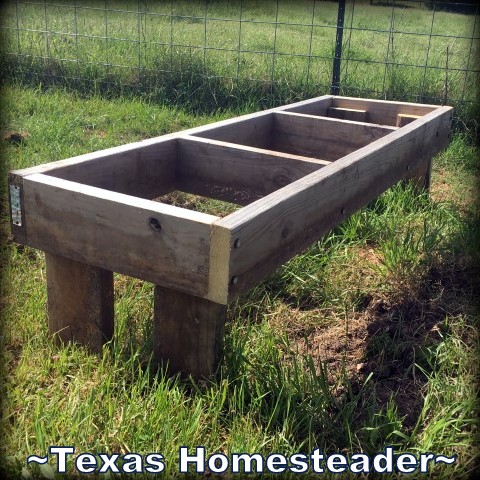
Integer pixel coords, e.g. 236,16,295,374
9,96,453,378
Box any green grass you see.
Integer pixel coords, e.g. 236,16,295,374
1,81,479,479
1,0,479,126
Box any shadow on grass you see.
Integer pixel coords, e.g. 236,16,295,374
354,257,479,427
3,53,479,140
370,1,414,9
221,200,479,442
1,54,321,115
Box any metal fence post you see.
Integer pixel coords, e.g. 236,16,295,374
331,0,346,95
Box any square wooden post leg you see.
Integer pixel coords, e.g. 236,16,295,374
154,285,227,378
405,156,432,193
45,253,114,352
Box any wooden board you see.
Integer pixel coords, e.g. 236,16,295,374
10,136,178,199
7,94,334,180
20,173,218,298
283,96,439,127
154,285,227,378
46,253,114,352
192,113,273,149
396,113,421,127
331,97,437,126
218,106,453,299
177,136,329,204
8,95,454,378
272,111,396,160
188,94,333,138
8,96,453,307
281,95,333,116
327,106,367,122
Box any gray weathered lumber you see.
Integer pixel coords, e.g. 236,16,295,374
192,112,273,149
22,173,218,297
154,285,227,378
9,136,177,199
283,96,438,126
177,135,329,204
396,113,421,127
217,106,453,299
8,95,454,378
272,111,396,160
327,106,367,122
331,97,438,125
46,253,114,352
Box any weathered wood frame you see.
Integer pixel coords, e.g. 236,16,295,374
9,95,453,377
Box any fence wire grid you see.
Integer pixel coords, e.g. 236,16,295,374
1,0,479,123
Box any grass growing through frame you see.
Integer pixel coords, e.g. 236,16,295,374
1,84,479,479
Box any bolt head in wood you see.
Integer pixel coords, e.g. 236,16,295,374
231,276,239,285
149,217,161,232
234,238,241,248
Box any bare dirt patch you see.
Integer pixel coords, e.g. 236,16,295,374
2,130,29,145
281,257,479,430
83,127,107,138
153,190,240,217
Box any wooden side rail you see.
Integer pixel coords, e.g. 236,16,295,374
272,111,396,160
177,135,330,204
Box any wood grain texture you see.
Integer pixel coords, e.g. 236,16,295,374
272,111,395,160
282,95,333,116
331,97,438,126
177,136,329,204
396,113,421,127
154,285,227,378
219,106,453,299
46,253,114,352
207,222,233,305
8,95,455,382
327,106,367,122
8,94,334,182
23,174,218,297
48,137,177,199
187,94,333,138
285,97,438,126
405,156,433,192
10,136,178,199
192,112,273,149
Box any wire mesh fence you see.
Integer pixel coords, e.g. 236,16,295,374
1,0,478,124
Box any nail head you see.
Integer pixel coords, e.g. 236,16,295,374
149,217,161,232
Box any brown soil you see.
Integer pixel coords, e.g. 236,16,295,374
280,258,478,430
2,130,29,144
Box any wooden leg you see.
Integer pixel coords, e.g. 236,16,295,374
405,156,432,193
45,253,114,352
154,285,227,378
